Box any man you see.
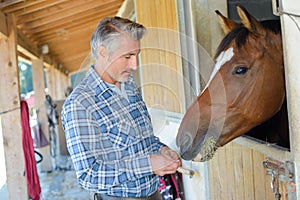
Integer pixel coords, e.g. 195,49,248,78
61,16,181,200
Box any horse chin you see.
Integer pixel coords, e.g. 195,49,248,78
180,135,218,162
194,136,218,162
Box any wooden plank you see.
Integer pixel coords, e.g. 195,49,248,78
2,0,67,15
24,2,119,34
280,3,300,199
136,0,155,108
17,0,119,24
0,13,28,199
37,19,97,42
242,144,255,199
208,150,222,200
22,2,122,30
0,11,8,37
135,0,183,113
0,0,24,9
16,29,39,58
252,150,266,199
207,158,215,200
0,12,54,68
208,141,291,200
232,142,245,200
224,142,236,199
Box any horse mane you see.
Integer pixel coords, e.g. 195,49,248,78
215,20,281,59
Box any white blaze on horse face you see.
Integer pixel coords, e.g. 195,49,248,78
201,47,234,94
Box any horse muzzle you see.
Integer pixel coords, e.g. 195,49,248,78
177,130,218,162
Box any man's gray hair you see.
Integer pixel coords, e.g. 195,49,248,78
90,16,146,60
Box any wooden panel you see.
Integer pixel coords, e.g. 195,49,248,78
242,144,255,199
208,141,289,200
232,142,245,199
252,149,267,199
225,143,236,199
135,0,184,113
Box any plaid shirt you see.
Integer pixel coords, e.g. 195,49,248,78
61,66,164,197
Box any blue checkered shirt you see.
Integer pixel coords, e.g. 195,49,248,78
61,66,164,197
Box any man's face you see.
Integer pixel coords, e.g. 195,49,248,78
102,35,140,84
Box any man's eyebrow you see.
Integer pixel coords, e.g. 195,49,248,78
124,50,140,56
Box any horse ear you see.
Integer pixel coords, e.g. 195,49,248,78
215,10,238,34
236,4,264,34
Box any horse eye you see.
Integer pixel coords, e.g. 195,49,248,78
232,66,248,75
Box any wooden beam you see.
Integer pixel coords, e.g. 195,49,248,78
16,29,39,59
17,29,53,68
0,11,8,37
36,17,99,42
0,13,28,199
17,0,117,24
19,0,115,29
3,0,68,16
0,0,24,9
25,3,121,33
31,58,53,172
280,2,300,198
0,11,59,72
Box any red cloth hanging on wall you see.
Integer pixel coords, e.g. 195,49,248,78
21,100,41,200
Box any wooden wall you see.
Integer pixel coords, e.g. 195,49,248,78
135,0,184,113
207,141,291,200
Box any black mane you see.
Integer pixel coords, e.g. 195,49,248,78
215,20,281,59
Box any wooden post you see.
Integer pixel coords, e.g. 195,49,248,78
280,1,300,198
31,59,53,172
45,66,56,98
0,14,28,199
55,69,64,100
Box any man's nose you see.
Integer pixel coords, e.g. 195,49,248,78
128,56,138,70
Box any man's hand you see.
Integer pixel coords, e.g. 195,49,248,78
150,146,181,176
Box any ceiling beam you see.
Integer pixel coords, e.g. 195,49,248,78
0,10,56,69
16,0,115,24
2,0,66,14
0,11,8,37
0,0,24,9
17,28,39,59
24,3,122,30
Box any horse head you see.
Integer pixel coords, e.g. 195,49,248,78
176,5,285,161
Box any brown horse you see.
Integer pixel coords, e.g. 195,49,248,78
176,5,288,162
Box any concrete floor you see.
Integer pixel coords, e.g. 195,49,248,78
39,170,91,200
0,169,92,200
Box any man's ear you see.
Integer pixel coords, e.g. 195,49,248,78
98,46,108,59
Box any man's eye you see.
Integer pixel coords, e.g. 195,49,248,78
232,65,248,75
125,55,131,59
